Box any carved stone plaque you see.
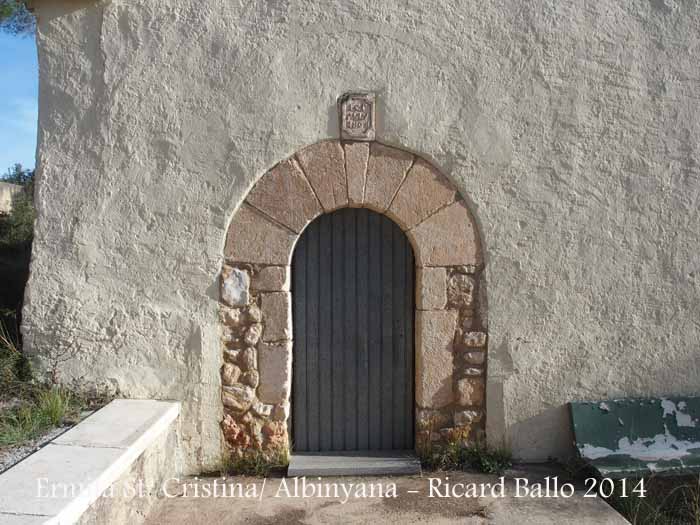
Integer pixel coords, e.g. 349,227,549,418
339,92,375,141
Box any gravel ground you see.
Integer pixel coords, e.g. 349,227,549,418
0,425,69,473
0,399,93,473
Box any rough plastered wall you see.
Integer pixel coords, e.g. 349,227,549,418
24,0,700,470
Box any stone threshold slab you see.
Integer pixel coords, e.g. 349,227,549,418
0,399,180,525
288,450,421,477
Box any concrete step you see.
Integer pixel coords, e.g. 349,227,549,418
288,450,421,477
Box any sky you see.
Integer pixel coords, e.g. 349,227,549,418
0,33,38,174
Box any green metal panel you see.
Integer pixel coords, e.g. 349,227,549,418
569,397,700,478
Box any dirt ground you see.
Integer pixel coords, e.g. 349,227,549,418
145,468,628,524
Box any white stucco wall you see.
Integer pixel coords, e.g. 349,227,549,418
25,0,700,472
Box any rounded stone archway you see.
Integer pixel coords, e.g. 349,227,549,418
218,140,487,457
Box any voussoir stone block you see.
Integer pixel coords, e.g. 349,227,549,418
246,158,322,233
408,200,481,267
224,203,297,265
251,266,290,292
344,142,369,206
387,159,456,230
296,141,348,212
261,292,292,342
416,310,458,409
416,267,447,310
257,341,292,405
363,143,414,212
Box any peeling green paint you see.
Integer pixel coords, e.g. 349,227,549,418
569,397,700,478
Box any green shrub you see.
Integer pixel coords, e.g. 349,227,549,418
0,387,80,447
221,447,290,477
419,440,512,475
37,388,73,426
0,320,31,391
0,404,45,446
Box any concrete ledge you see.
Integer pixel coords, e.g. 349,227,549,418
0,399,180,525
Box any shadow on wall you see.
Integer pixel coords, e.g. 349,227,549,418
30,0,99,21
508,405,576,463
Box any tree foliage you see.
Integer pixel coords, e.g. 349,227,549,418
0,164,34,346
0,0,34,35
0,164,35,247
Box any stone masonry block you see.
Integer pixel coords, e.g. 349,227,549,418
454,410,482,426
416,310,458,409
246,158,322,233
344,142,369,206
363,143,413,212
416,266,447,310
408,200,481,267
462,331,487,347
257,341,292,405
261,292,292,342
387,158,456,230
251,266,290,292
457,377,485,407
447,273,476,308
462,350,486,366
222,384,255,413
220,266,250,307
224,204,297,265
296,140,348,212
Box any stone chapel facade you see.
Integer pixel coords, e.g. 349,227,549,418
24,0,700,473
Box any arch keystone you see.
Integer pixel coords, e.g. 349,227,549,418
344,142,369,206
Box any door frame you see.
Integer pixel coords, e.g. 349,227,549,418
219,140,487,457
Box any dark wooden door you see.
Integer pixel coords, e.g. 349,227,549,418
292,208,415,452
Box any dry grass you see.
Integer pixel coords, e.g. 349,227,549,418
418,436,512,475
0,387,80,447
608,475,700,525
220,447,290,477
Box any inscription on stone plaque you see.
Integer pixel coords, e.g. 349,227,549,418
339,92,376,141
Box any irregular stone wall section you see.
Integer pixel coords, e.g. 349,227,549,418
219,264,291,454
415,265,487,447
221,140,486,456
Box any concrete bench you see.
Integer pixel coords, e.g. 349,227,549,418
569,397,700,478
0,399,179,524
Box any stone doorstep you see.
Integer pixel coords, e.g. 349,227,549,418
288,451,421,477
0,399,180,525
